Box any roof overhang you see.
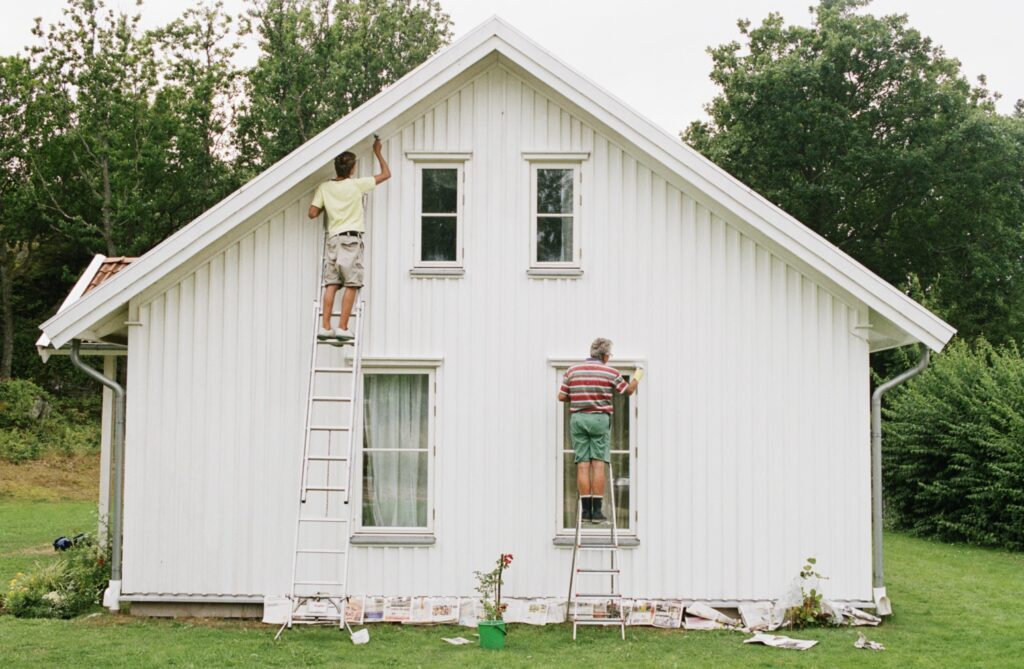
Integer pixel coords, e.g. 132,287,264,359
38,16,955,353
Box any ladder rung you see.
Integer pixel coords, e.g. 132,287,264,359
296,548,347,554
311,396,352,402
304,485,347,492
574,619,626,626
313,367,354,373
298,517,348,523
575,593,622,598
578,545,619,551
307,455,349,461
316,310,360,317
577,568,620,573
309,426,351,431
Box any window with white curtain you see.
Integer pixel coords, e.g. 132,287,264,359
360,371,432,531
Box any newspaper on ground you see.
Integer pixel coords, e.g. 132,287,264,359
684,602,741,630
743,633,818,651
458,598,480,627
738,601,777,632
442,637,474,645
546,599,567,624
407,597,432,624
855,632,885,651
504,598,549,625
839,605,882,626
262,595,290,625
628,600,654,626
652,600,684,629
363,596,385,622
345,596,365,624
383,596,411,622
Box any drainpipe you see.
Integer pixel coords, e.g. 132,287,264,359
870,346,930,615
70,340,125,612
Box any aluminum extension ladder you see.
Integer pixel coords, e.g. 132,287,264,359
567,460,627,640
277,290,367,638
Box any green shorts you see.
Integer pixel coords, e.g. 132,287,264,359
570,412,611,463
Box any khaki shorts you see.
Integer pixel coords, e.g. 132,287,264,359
323,235,364,288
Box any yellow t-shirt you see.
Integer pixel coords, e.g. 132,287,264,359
312,177,377,235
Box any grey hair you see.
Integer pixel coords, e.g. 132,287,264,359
590,337,612,360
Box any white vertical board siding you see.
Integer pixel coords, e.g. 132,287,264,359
123,203,319,596
124,62,872,602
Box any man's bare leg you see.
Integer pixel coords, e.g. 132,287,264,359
576,461,592,497
590,460,606,497
321,284,340,330
339,286,358,331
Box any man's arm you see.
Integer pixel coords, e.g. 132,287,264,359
558,391,569,402
621,367,644,396
373,137,391,185
308,205,322,219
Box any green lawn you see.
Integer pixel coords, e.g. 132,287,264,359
2,502,1023,667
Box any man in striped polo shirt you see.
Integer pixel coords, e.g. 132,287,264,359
558,338,643,522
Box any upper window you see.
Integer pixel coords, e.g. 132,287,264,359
360,370,433,531
415,164,463,268
557,369,636,534
531,164,580,267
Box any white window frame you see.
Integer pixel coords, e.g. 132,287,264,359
355,361,439,536
529,161,582,270
551,360,640,537
409,154,468,274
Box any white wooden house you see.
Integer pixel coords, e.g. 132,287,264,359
39,17,954,617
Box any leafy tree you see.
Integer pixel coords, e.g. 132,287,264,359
149,1,244,226
0,56,37,379
684,0,1024,344
235,0,451,173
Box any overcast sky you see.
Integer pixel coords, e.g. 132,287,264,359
3,0,1020,134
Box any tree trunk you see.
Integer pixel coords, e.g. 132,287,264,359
0,243,13,380
101,154,115,256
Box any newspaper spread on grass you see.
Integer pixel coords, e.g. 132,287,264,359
855,632,885,650
743,633,818,651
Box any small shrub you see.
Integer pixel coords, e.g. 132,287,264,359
784,557,834,629
0,379,50,430
2,537,109,618
0,427,42,463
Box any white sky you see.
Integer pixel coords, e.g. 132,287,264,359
3,0,1021,134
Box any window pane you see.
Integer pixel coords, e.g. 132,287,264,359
421,168,458,213
537,168,574,214
362,451,428,527
362,373,429,528
421,216,457,262
537,216,573,263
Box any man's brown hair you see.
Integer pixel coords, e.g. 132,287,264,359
334,151,356,178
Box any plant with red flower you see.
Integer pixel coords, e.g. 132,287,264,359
474,553,514,621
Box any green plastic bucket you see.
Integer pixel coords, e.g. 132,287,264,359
478,620,507,650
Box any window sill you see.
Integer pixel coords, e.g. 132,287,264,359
552,535,639,548
350,534,436,546
527,268,584,278
410,267,465,278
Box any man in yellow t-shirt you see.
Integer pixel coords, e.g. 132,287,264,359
308,136,391,340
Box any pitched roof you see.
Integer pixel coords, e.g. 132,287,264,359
39,16,955,352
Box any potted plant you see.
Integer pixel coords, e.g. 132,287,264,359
474,553,513,649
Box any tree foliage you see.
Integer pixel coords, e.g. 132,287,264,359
235,0,451,172
684,0,1024,344
2,0,450,393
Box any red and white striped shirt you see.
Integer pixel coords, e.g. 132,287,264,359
560,359,628,414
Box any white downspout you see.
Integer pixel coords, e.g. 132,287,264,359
870,346,930,615
69,340,125,611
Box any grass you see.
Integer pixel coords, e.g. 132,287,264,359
2,459,1024,666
